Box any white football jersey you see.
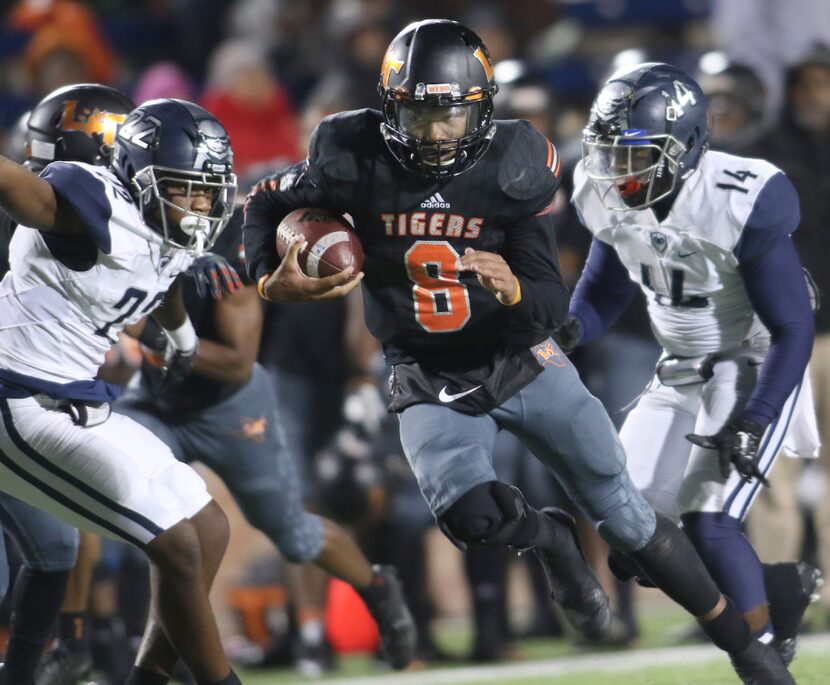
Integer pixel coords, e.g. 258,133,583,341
0,162,192,384
573,150,786,356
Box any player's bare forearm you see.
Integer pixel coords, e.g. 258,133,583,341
0,155,58,231
153,279,188,329
192,285,261,384
345,288,380,377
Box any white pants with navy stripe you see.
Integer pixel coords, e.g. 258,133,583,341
622,350,819,522
0,397,211,547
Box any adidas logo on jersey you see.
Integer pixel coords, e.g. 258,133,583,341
420,192,450,209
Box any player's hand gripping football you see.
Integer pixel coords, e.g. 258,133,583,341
186,252,243,299
261,235,363,302
457,248,520,306
686,417,769,486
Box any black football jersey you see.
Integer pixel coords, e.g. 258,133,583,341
0,210,15,280
140,207,255,414
244,109,568,369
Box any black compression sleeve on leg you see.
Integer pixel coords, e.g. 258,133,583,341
124,666,170,685
203,669,242,685
698,597,752,655
3,568,70,685
628,514,721,617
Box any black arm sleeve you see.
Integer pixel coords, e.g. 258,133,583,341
501,212,569,329
739,235,814,426
569,237,640,344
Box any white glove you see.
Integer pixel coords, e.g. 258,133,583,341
343,382,387,437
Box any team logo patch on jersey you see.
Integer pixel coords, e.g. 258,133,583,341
420,192,450,208
650,231,668,255
533,340,566,367
239,416,267,442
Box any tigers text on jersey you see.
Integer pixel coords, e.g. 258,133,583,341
244,109,567,368
0,162,192,391
573,151,786,357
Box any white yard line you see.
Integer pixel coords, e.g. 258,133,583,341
322,634,830,685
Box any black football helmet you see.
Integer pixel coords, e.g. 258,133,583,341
582,63,709,210
378,19,498,179
25,83,136,172
113,99,237,255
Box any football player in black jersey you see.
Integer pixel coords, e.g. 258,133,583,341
243,19,792,683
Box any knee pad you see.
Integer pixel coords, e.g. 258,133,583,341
439,481,537,549
271,512,325,564
34,529,80,572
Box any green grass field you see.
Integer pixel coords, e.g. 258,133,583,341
208,599,830,685
229,648,830,685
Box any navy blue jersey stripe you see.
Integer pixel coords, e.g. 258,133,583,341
723,379,800,518
41,162,113,254
734,172,800,264
0,398,162,537
0,368,121,402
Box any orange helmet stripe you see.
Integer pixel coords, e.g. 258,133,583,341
473,47,494,82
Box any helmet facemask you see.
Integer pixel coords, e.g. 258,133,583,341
582,129,689,211
381,88,496,179
132,165,237,255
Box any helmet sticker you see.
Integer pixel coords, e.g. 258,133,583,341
381,50,404,89
60,101,127,146
662,79,698,121
118,112,161,150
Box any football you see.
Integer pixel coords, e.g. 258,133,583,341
276,208,364,278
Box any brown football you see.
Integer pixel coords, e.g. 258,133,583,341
276,208,364,278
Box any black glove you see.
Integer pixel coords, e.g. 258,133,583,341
139,319,198,393
162,344,198,388
552,317,581,354
186,252,243,299
686,417,768,486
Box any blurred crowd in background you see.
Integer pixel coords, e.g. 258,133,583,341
0,0,830,681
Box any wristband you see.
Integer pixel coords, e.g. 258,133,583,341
166,318,197,352
257,273,272,301
499,276,522,307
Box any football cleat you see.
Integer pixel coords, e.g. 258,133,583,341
767,561,823,666
292,637,336,679
359,565,417,670
532,508,612,642
34,642,93,685
729,639,796,685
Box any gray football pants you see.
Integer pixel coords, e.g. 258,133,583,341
114,363,324,563
398,339,657,553
0,491,79,600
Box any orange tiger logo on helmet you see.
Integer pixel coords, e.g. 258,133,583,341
61,100,128,146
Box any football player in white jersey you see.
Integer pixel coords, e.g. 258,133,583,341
0,98,243,685
561,62,819,674
0,83,136,685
